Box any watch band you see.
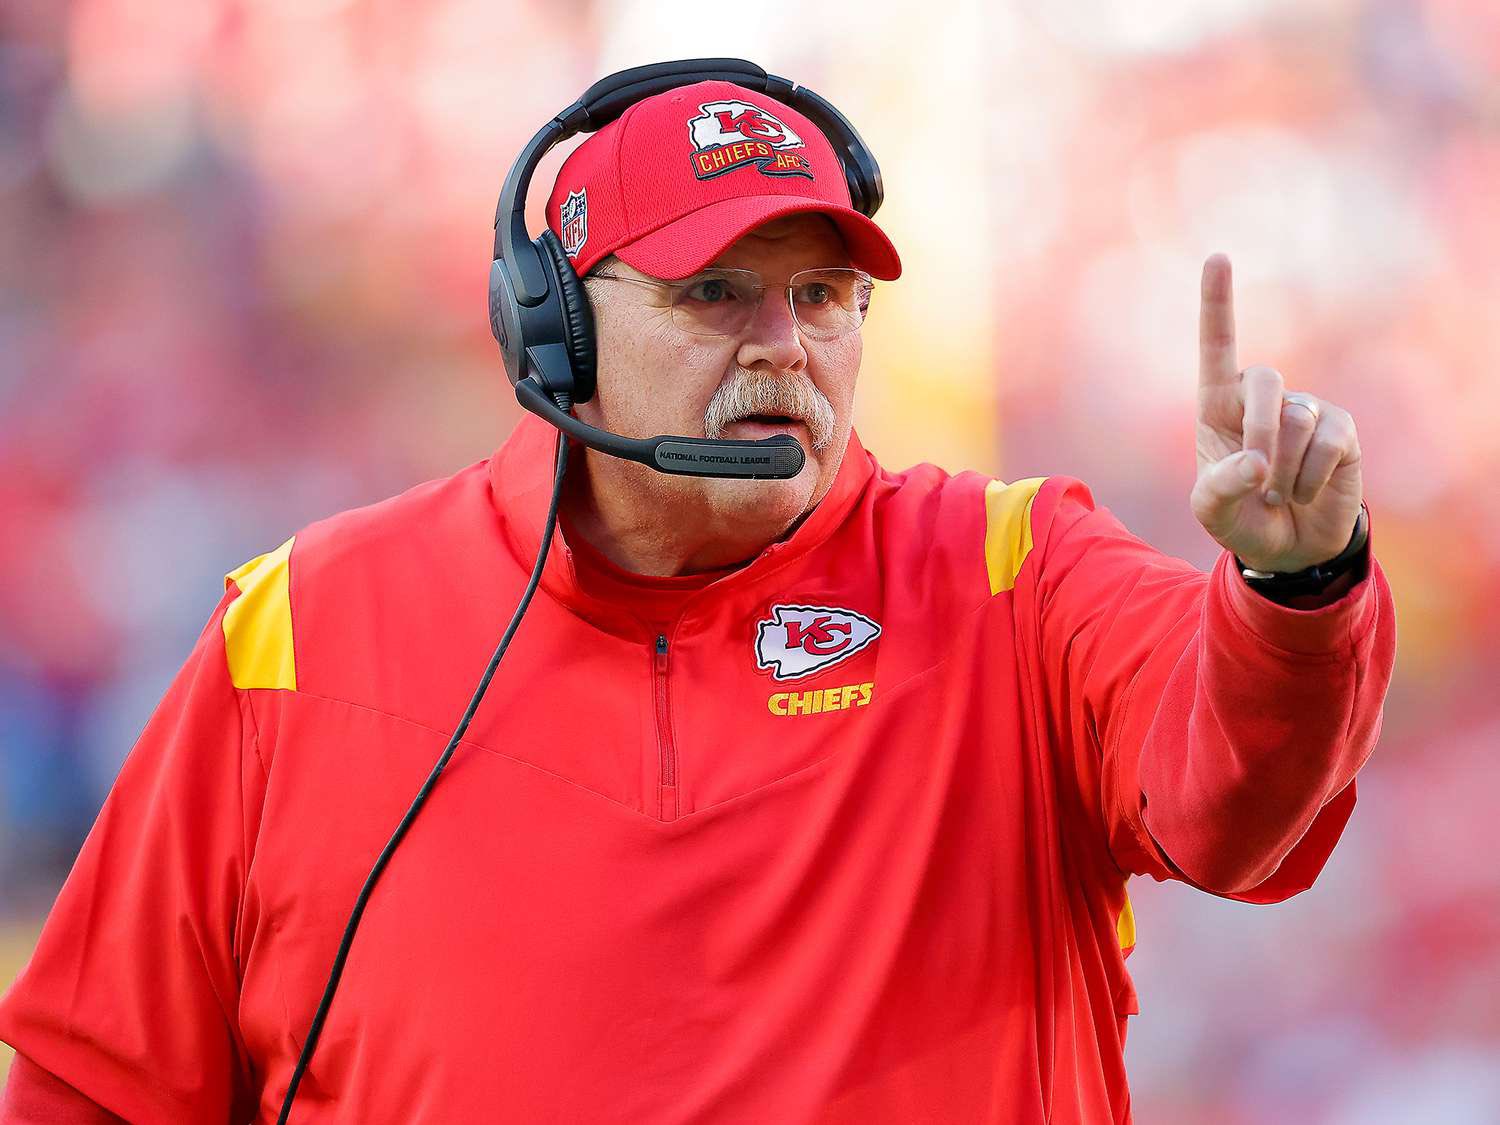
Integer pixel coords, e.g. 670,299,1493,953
1236,501,1370,598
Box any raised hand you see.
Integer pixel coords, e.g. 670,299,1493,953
1190,253,1364,574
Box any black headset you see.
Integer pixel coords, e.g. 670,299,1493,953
487,56,886,481
276,59,885,1122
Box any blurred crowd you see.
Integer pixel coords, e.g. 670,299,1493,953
1,0,1497,1118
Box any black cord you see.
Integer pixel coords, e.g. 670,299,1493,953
275,424,572,1123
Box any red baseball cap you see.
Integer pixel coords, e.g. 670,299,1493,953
545,80,901,281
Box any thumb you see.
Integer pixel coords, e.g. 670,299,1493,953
1192,450,1267,534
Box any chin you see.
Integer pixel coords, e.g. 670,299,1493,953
707,463,820,527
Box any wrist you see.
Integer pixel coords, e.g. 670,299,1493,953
1262,567,1359,608
1235,502,1370,603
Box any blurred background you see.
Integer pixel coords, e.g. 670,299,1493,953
1,0,1496,1119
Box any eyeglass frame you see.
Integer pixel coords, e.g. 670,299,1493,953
583,264,875,341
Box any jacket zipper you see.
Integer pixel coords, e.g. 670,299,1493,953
653,634,679,821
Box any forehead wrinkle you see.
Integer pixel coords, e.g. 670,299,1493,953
712,219,850,278
744,213,841,240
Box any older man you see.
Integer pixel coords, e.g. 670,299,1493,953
0,76,1394,1123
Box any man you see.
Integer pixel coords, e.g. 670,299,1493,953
0,78,1394,1123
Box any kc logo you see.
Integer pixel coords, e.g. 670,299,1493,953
711,106,790,144
755,605,881,681
686,100,813,182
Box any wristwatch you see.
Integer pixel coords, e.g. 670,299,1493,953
1236,502,1370,599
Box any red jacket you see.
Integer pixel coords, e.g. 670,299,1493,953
0,415,1397,1123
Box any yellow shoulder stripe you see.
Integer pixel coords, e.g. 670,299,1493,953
1116,885,1137,950
983,477,1047,594
222,535,297,691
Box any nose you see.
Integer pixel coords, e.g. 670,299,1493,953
735,287,807,374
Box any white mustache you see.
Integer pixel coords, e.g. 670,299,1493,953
703,368,837,452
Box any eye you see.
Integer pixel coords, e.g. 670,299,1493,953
683,277,739,303
793,274,868,312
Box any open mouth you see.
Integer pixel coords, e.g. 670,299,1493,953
734,414,800,426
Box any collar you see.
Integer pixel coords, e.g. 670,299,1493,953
488,412,876,636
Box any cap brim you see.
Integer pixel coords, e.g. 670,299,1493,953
611,196,901,281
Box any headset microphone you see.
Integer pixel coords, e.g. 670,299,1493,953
515,375,804,479
511,332,805,479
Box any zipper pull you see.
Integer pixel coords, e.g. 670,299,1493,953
656,634,668,657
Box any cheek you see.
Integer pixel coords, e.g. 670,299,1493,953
810,335,863,411
592,313,736,426
665,334,732,408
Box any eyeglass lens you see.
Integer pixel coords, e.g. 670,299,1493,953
670,269,872,340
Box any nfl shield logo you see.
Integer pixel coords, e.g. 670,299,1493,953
560,189,588,259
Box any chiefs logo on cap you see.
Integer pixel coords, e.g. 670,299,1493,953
687,100,814,182
755,604,881,681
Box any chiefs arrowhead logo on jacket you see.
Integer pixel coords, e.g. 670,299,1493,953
755,605,881,681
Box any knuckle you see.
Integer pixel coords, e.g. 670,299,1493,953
1242,364,1284,388
1280,403,1318,429
1317,416,1357,452
1306,436,1342,461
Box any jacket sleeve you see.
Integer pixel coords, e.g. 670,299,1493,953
0,582,263,1123
0,1054,128,1124
1019,475,1397,902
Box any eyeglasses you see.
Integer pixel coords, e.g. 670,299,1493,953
586,266,874,341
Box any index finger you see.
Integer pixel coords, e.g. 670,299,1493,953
1199,252,1237,388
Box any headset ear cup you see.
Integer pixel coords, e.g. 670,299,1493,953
536,230,597,404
